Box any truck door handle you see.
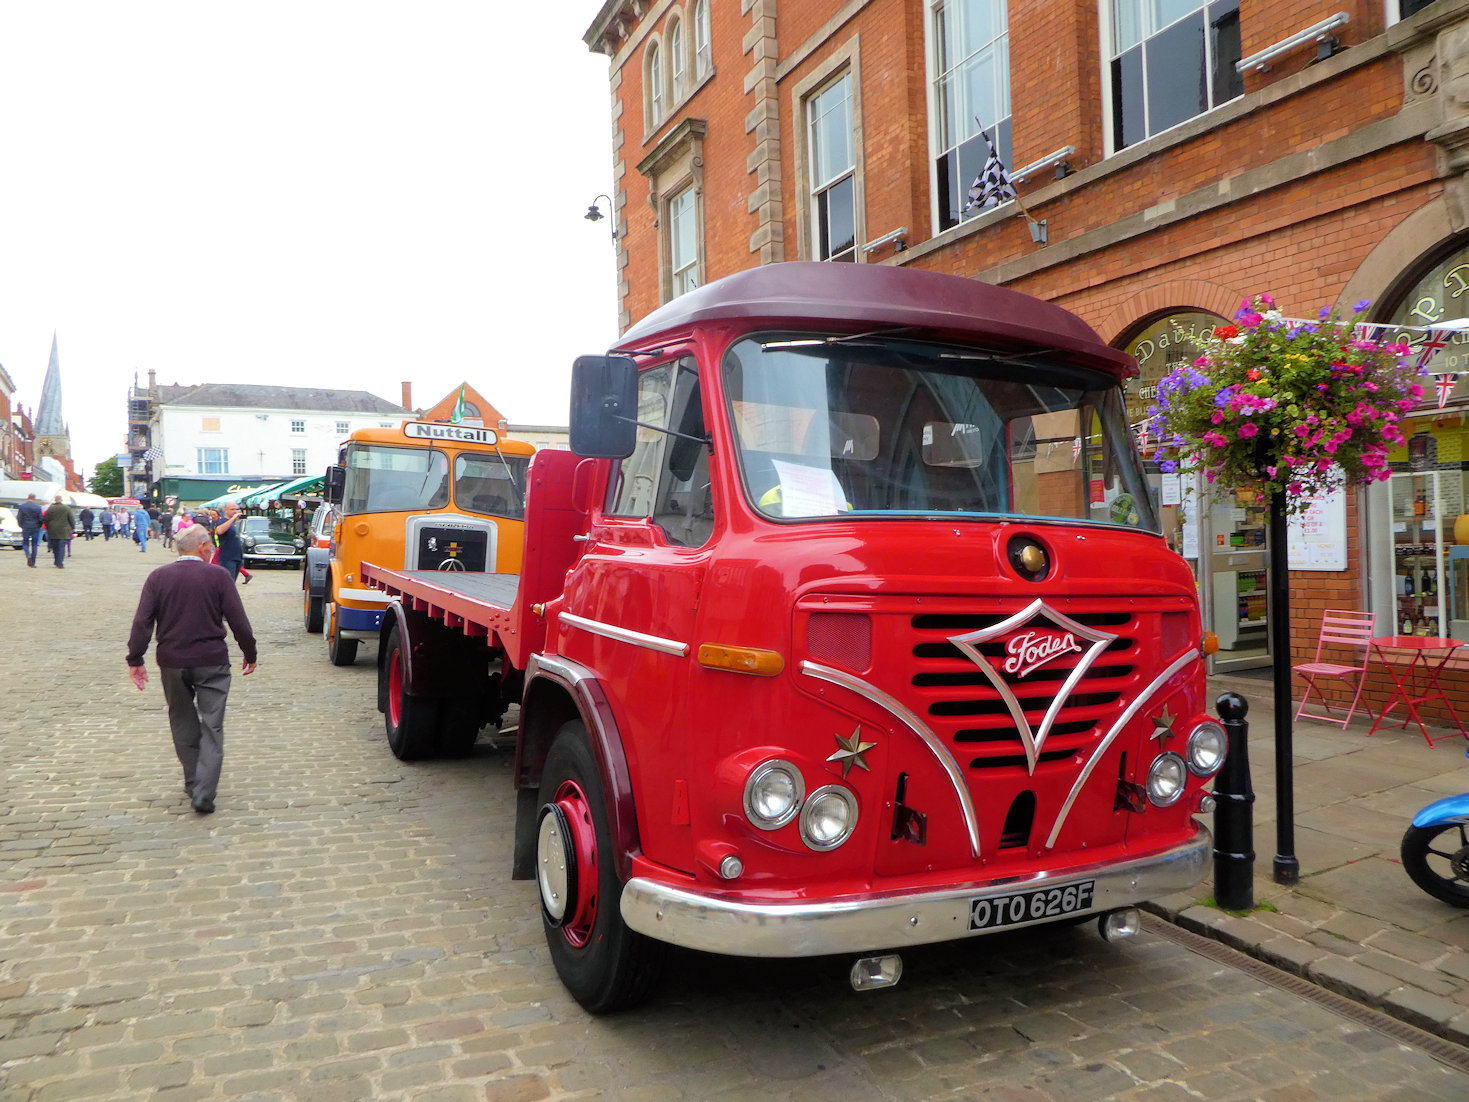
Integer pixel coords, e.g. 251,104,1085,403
573,534,593,543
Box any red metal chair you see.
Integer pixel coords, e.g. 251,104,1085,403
1293,610,1376,728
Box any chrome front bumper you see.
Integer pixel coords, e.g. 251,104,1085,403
621,827,1211,957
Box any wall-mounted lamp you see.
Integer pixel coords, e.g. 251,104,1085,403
584,194,618,241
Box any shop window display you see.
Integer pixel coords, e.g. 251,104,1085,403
1381,246,1469,642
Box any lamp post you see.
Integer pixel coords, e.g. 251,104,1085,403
584,195,617,241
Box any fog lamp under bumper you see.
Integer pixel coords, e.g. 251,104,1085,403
619,827,1211,957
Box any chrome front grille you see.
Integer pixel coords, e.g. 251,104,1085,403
909,609,1140,773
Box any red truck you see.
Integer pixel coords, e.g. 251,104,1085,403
358,262,1222,1013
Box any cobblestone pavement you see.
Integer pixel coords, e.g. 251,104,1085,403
3,540,1469,1100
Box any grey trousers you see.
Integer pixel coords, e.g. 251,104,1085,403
159,665,232,802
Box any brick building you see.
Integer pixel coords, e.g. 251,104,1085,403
583,0,1469,723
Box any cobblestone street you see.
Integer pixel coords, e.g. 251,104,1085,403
3,540,1469,1100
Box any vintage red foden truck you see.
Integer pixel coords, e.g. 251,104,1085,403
361,262,1223,1013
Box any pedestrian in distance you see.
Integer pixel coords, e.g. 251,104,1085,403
132,505,151,552
42,495,75,569
160,511,175,549
79,506,95,540
213,503,245,581
125,524,258,814
16,492,43,567
100,508,114,541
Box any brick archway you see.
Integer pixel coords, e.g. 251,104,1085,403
1338,194,1456,317
1096,279,1243,347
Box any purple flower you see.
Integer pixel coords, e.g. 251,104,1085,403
1318,306,1331,320
1159,460,1177,473
1354,299,1371,312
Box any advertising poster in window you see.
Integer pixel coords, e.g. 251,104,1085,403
1286,486,1347,570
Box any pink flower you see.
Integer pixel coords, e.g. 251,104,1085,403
1211,411,1224,424
1259,293,1275,306
1293,424,1310,437
1237,423,1259,438
1239,311,1263,328
1288,481,1304,494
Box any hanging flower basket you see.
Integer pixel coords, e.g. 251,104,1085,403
1146,296,1428,510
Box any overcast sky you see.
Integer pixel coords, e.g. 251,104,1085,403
0,2,618,479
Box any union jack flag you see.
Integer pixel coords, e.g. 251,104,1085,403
1433,372,1461,409
1415,328,1452,369
1136,424,1149,453
1072,437,1082,461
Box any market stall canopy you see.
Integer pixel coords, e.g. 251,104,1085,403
0,480,65,506
242,473,325,507
108,497,142,508
62,491,112,511
196,485,276,510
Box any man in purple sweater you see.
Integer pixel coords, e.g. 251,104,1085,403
126,524,258,813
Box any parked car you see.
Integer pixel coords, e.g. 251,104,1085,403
0,507,22,550
241,515,305,567
302,503,337,633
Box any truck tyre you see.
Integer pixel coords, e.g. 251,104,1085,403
303,584,324,634
326,602,359,666
536,722,666,1013
435,699,481,758
383,627,440,761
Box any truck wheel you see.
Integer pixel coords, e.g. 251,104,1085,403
327,602,359,666
303,585,324,634
537,722,666,1013
383,627,440,761
435,699,481,758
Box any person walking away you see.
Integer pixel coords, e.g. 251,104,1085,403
161,511,175,549
79,506,95,540
100,508,114,541
213,503,245,581
132,505,151,552
126,525,257,814
16,493,43,567
42,495,75,568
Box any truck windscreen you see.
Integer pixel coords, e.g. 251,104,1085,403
722,334,1159,532
453,453,530,520
343,445,449,515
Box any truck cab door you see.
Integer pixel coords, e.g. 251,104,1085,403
561,357,713,877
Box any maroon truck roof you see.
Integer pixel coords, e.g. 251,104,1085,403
615,262,1137,379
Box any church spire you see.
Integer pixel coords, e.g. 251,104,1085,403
35,333,65,437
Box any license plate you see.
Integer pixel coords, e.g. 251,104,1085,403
968,880,1096,932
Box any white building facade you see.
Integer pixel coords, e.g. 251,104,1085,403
148,384,409,504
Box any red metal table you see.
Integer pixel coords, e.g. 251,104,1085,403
1366,636,1468,746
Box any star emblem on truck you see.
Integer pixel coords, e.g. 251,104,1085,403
828,727,876,777
1151,705,1177,748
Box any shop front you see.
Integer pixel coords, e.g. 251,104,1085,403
1372,244,1469,647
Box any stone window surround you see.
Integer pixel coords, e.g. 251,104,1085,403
790,35,866,263
637,118,708,303
634,1,717,146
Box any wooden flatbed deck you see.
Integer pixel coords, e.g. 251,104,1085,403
361,563,523,642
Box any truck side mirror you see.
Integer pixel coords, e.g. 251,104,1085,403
324,465,346,505
570,355,639,459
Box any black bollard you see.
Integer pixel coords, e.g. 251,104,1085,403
1213,691,1255,911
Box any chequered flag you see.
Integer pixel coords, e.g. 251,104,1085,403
142,445,164,461
1433,372,1460,409
964,128,1017,212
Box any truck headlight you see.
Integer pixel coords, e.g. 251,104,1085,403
294,537,305,549
799,785,857,850
744,760,804,830
1146,753,1187,807
1186,721,1227,776
243,537,255,550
